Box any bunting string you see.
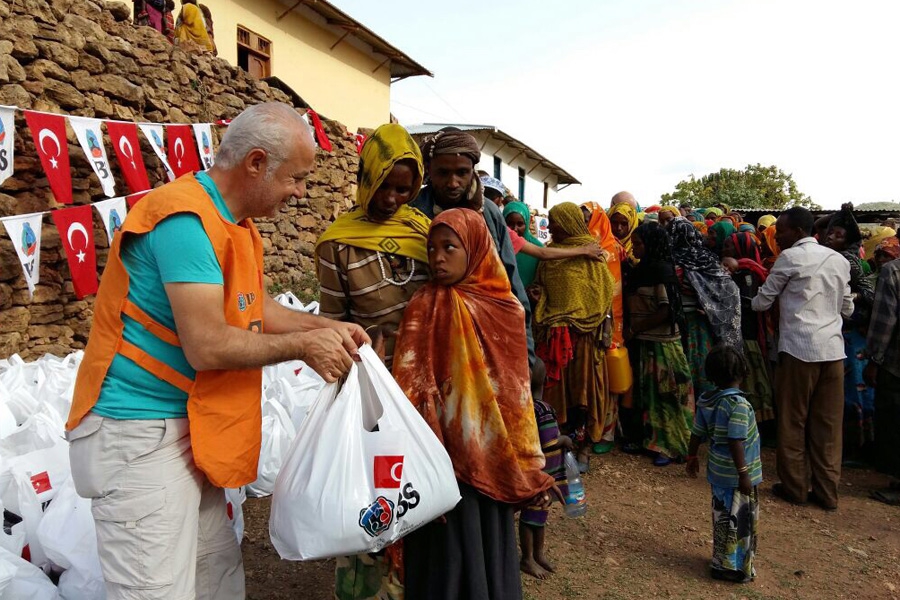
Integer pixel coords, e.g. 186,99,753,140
0,101,334,300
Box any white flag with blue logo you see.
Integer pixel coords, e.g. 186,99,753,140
138,123,175,182
0,211,44,296
93,196,128,245
70,116,116,198
192,123,215,170
0,105,15,186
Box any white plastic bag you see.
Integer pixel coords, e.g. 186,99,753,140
0,546,59,599
272,293,319,315
36,476,106,600
269,345,460,560
246,397,296,498
224,487,246,544
0,413,70,514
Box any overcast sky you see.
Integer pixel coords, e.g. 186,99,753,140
334,0,900,209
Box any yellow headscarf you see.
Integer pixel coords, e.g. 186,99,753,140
607,202,639,257
535,203,614,333
315,124,431,264
175,4,215,52
757,214,776,230
660,205,681,218
862,225,897,260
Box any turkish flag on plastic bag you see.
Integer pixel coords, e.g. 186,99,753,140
107,121,151,194
24,111,72,204
51,205,98,299
166,124,201,177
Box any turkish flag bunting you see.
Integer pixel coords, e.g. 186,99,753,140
24,111,73,204
107,121,151,194
51,205,98,299
166,124,201,177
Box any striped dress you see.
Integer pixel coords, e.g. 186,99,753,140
317,241,429,368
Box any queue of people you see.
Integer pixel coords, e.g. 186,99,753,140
65,102,900,599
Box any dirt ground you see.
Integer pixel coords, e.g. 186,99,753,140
242,447,900,600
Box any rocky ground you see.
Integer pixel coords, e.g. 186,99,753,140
241,447,900,599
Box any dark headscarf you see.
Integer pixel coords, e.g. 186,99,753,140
827,203,862,249
628,222,684,336
420,128,483,211
420,128,481,166
828,203,874,311
668,218,742,348
669,218,724,273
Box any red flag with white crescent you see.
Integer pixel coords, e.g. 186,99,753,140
24,111,73,204
107,121,151,194
166,124,201,177
50,205,98,299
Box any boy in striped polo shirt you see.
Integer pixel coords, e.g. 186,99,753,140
687,345,763,583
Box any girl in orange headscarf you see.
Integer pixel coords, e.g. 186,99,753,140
581,202,626,452
760,225,781,270
394,208,554,599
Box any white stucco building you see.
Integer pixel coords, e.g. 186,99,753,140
405,124,579,211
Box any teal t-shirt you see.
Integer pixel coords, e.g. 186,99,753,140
93,172,236,420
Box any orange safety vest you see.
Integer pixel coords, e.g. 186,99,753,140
67,174,265,489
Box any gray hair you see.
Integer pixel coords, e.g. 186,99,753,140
215,102,313,175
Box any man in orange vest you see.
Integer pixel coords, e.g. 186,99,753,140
65,102,369,599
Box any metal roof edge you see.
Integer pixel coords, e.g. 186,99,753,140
277,0,432,79
405,123,580,185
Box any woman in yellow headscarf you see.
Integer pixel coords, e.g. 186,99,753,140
317,124,432,599
757,214,776,233
174,0,215,52
534,203,615,471
608,202,639,264
862,225,897,263
658,205,681,228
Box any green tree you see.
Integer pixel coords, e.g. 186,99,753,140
661,164,819,210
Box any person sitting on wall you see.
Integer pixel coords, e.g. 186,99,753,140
175,0,215,53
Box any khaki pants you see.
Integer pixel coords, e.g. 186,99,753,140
774,353,844,507
68,413,245,600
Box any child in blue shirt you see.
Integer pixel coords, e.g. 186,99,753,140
686,345,762,583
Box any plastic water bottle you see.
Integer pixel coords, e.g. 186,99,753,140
563,450,587,517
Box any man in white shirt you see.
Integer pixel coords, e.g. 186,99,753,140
752,207,853,510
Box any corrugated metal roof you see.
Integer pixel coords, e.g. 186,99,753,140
406,123,580,185
275,0,432,80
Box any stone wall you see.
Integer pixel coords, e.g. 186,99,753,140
0,0,359,359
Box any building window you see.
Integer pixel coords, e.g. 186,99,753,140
518,167,526,201
237,26,272,78
493,155,502,179
543,181,549,209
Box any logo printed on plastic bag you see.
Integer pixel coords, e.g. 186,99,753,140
373,455,404,489
359,497,395,537
30,471,52,495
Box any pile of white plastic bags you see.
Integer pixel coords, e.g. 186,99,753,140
0,293,325,597
0,352,96,599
